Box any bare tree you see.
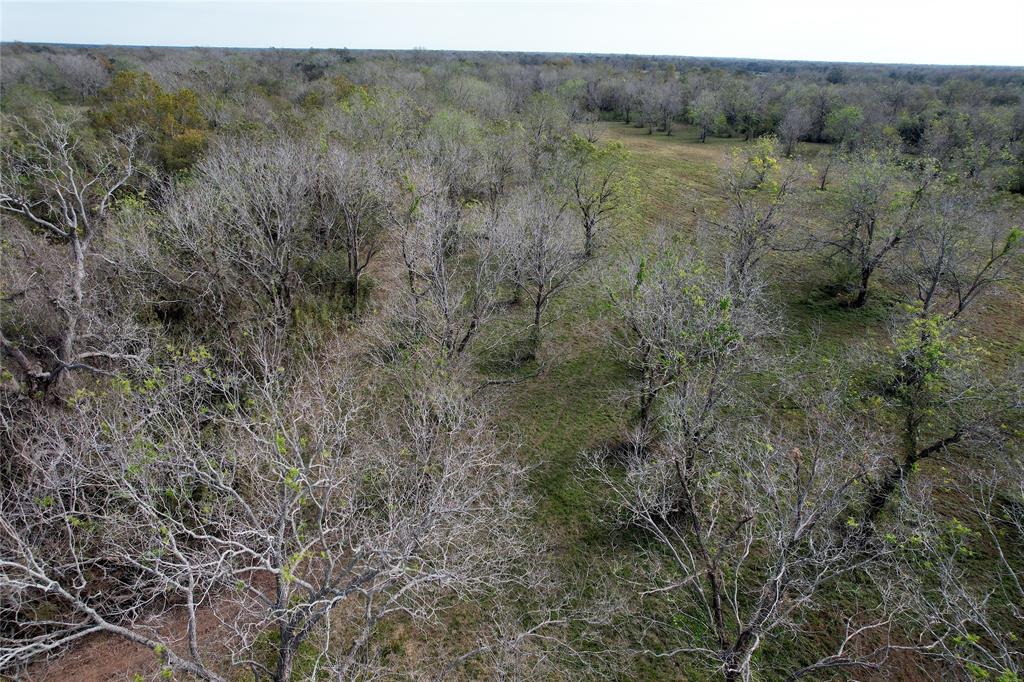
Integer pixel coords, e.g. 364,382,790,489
850,187,1021,526
0,110,142,392
702,137,804,289
160,137,318,344
521,92,572,175
608,246,770,438
611,76,641,125
418,108,487,203
894,463,1024,681
379,171,510,361
822,152,935,308
777,106,811,157
53,53,112,99
691,89,722,144
559,134,636,258
898,186,1022,320
586,395,913,682
857,313,1020,527
721,78,773,142
328,88,422,164
0,355,231,681
0,352,532,681
316,145,388,306
818,105,865,190
480,120,527,216
636,81,662,136
655,78,684,136
946,470,1024,678
497,189,584,356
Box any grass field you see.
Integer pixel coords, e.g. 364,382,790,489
484,120,1024,678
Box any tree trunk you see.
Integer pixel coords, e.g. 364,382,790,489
862,431,963,526
818,155,833,191
348,271,360,304
347,229,361,304
510,284,522,306
275,634,295,682
850,268,871,308
722,631,759,682
583,218,595,258
527,295,543,358
862,460,911,528
638,387,657,438
724,660,747,682
52,236,87,392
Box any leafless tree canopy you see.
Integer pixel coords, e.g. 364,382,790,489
496,188,584,353
160,138,319,337
821,152,936,307
587,401,907,682
1,353,532,680
1,111,143,392
608,244,772,438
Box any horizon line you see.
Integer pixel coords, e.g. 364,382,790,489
4,40,1024,70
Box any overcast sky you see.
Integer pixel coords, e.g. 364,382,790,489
2,0,1023,66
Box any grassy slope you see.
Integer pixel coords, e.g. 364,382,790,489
491,121,1024,679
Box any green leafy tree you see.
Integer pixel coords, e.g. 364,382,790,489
92,70,208,172
559,134,639,258
819,105,865,190
859,311,1019,526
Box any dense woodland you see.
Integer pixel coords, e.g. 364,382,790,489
1,42,1023,681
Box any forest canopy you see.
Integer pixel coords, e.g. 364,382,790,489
1,42,1023,681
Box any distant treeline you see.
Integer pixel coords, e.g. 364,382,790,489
3,41,1022,192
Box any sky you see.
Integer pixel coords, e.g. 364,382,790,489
2,0,1023,66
